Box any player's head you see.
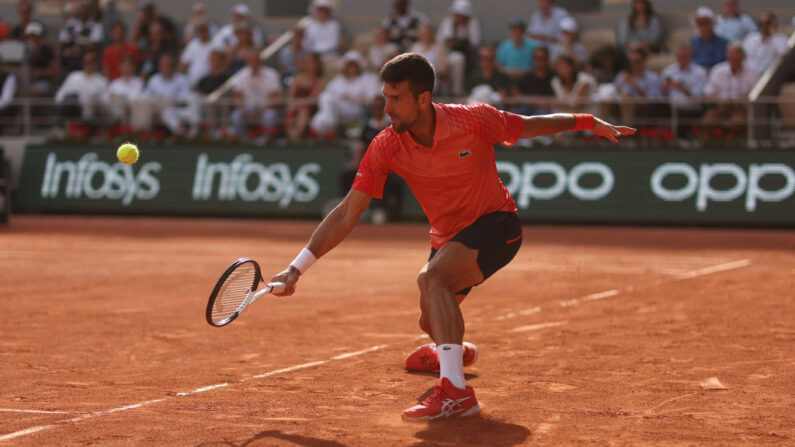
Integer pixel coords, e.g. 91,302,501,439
380,52,435,133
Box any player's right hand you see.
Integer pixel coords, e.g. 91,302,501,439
270,266,300,296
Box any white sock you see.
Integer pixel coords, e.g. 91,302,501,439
437,344,466,390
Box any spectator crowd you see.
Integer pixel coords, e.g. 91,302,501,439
0,0,792,142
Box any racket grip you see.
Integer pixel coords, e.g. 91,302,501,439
268,282,287,294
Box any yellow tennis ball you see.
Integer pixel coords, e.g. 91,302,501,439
117,143,139,164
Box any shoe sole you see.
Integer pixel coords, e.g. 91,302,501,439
401,405,482,422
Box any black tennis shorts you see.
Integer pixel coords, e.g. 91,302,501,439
428,211,522,296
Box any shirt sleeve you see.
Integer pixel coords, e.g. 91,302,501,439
351,132,391,199
468,103,524,146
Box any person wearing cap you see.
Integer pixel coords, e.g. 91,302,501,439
211,4,264,51
382,0,429,51
132,2,176,48
549,16,588,69
691,7,728,70
702,42,758,135
742,11,789,75
715,0,757,42
309,50,380,136
103,21,141,81
10,0,34,40
229,48,283,140
437,0,481,96
497,19,538,79
25,22,56,97
617,0,663,54
183,3,218,43
303,0,342,57
179,20,215,87
527,0,570,48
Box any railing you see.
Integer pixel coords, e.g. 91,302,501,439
1,95,794,148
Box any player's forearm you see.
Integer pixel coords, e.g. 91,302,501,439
520,113,586,138
305,201,360,259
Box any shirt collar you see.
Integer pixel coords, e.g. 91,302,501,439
402,103,450,150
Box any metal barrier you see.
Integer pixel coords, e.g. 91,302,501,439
1,94,794,148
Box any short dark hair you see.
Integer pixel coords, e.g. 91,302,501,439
380,52,435,97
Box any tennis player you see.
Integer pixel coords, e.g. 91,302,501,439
271,53,635,421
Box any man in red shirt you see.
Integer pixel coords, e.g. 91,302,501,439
271,53,634,421
102,21,141,81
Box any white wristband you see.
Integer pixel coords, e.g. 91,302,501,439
290,248,317,274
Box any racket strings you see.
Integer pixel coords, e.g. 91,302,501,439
210,265,258,324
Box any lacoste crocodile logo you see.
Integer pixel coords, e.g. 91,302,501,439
459,149,471,159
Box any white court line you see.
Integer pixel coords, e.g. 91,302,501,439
674,259,751,280
0,409,70,414
0,345,387,443
511,321,568,332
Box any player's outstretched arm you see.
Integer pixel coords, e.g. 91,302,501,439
520,113,636,142
270,189,372,296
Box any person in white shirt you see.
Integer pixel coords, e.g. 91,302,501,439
437,0,481,96
368,25,400,71
702,43,760,134
211,4,264,51
551,55,596,114
130,54,191,131
742,12,789,74
410,23,448,92
309,50,380,136
179,21,215,87
105,56,144,124
661,44,708,136
715,0,756,42
302,0,342,57
230,49,283,140
55,51,108,123
0,57,18,130
527,0,570,48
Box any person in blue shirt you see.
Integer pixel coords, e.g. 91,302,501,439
496,18,537,80
690,7,728,69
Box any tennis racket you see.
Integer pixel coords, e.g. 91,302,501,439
206,258,286,327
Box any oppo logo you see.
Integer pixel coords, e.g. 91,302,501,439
497,161,614,208
651,163,794,211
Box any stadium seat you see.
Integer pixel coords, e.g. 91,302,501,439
778,82,795,129
580,28,617,56
0,40,26,64
666,27,694,52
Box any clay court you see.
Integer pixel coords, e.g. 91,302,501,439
0,216,793,446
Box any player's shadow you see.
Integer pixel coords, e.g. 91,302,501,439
411,415,531,447
195,429,347,447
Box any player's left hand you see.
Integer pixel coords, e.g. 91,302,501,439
593,117,637,143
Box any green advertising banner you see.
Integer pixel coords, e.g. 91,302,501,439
15,146,349,217
14,145,795,226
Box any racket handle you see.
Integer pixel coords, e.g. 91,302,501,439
268,282,287,294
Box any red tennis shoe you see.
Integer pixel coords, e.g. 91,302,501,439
402,378,481,421
404,342,479,372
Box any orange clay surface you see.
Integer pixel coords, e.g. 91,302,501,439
0,216,793,446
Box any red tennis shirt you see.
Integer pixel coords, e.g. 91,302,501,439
352,102,524,249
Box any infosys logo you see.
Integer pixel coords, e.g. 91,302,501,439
191,153,320,207
39,152,161,205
